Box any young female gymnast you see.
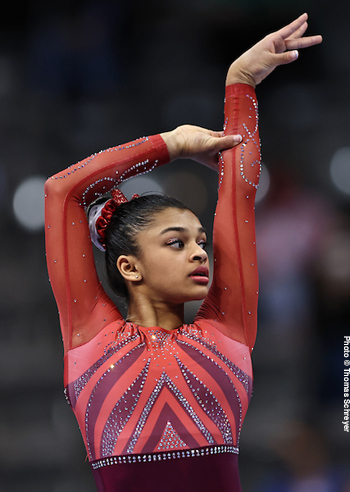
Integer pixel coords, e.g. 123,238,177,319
45,13,321,492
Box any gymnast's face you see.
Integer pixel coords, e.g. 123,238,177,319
132,208,210,304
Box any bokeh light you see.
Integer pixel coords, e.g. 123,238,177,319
13,176,46,231
119,175,164,197
330,147,350,195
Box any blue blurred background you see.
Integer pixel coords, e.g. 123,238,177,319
1,1,349,491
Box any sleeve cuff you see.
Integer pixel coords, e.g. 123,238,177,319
150,134,171,165
225,83,256,99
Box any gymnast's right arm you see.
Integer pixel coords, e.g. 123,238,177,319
45,136,170,352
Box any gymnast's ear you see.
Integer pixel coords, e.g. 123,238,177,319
116,255,142,282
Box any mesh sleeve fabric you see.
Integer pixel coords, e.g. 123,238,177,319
196,84,261,352
45,135,170,353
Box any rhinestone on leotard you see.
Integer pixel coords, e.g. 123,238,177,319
238,95,261,190
91,444,239,469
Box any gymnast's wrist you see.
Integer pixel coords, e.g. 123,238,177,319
160,129,181,162
225,60,256,88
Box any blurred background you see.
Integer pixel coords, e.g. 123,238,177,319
0,0,349,491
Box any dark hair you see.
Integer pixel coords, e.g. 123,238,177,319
105,194,191,300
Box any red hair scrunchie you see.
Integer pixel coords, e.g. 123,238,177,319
95,189,140,249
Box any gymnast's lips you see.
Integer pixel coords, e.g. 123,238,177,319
189,266,209,284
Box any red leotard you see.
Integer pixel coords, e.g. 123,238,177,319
45,84,260,492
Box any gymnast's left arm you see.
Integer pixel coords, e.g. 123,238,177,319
197,13,322,351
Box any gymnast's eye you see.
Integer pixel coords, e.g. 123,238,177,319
166,239,184,249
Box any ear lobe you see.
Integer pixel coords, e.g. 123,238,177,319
116,255,142,282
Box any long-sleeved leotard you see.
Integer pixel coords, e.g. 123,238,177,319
45,84,260,492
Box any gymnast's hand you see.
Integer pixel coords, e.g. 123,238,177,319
226,12,322,87
160,125,242,170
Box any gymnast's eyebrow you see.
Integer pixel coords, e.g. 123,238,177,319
159,226,207,235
